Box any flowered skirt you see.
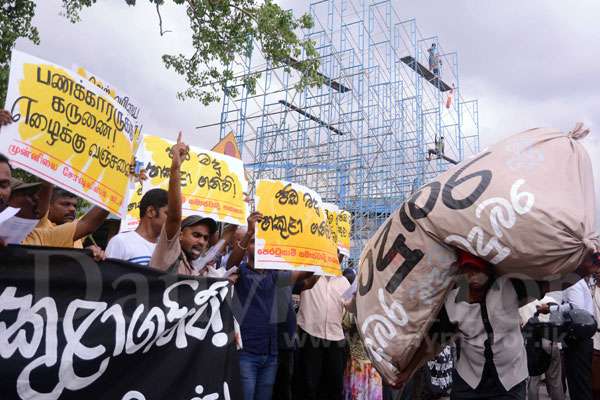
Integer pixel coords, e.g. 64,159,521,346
342,355,382,400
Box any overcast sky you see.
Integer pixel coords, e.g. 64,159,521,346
14,0,600,229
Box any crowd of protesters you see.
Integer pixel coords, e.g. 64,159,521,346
1,109,600,400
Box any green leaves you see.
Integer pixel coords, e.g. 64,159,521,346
60,0,324,105
0,0,40,107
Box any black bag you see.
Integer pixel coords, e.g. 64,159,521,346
532,307,597,342
522,321,551,377
564,309,597,340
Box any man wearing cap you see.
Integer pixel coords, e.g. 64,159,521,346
148,132,217,275
394,250,544,399
395,249,600,399
7,177,50,220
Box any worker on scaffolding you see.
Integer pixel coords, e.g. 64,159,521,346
428,43,442,76
428,135,444,161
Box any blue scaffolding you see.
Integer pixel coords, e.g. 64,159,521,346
208,0,480,266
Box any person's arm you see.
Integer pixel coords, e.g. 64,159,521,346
164,131,189,240
391,305,457,388
390,339,430,389
35,181,52,218
73,206,109,241
301,275,321,291
289,270,314,286
226,211,262,270
345,292,357,314
218,224,238,253
275,270,315,288
85,244,106,262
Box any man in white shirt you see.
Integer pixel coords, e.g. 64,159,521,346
537,251,600,400
106,188,168,265
296,252,351,400
519,296,565,400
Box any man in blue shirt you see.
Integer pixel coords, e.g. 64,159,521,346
227,211,314,400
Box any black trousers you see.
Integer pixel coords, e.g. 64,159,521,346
564,337,593,400
273,348,294,400
298,328,345,400
451,363,526,400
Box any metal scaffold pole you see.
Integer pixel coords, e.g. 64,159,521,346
211,0,481,267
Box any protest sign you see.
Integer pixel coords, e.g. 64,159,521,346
212,131,249,182
356,124,599,384
337,209,351,256
121,134,248,231
254,179,341,276
212,131,242,158
74,64,145,154
0,50,132,214
322,202,339,246
322,203,351,257
0,245,242,400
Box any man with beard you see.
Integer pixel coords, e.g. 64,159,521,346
148,132,218,275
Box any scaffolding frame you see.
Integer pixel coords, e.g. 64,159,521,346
208,0,480,266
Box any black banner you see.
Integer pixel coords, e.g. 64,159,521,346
0,245,242,400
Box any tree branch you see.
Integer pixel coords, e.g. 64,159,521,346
156,4,172,36
228,3,257,24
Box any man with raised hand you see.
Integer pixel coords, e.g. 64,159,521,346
148,131,220,275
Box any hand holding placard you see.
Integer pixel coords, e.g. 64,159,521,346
246,211,264,235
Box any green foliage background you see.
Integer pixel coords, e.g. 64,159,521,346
0,0,39,107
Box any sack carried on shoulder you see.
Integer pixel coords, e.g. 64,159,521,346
356,123,599,384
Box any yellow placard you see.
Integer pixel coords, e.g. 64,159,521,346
121,135,248,231
75,65,144,155
337,209,351,256
1,50,132,214
254,180,341,276
322,202,339,247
